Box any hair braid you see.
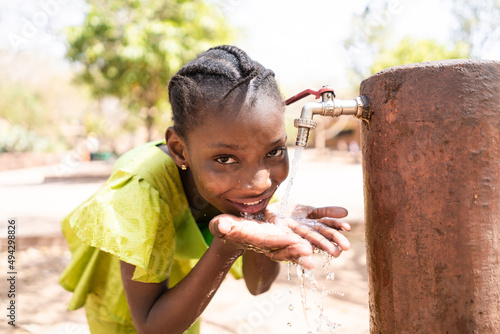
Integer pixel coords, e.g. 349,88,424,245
168,45,282,139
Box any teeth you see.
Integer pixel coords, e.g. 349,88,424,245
243,199,263,206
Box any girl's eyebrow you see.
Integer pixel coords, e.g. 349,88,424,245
209,142,240,150
209,133,287,150
272,133,287,145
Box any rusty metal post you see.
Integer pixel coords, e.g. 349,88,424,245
360,59,500,333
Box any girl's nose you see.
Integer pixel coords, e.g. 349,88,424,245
241,167,272,192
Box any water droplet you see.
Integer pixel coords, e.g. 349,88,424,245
326,272,335,280
289,304,294,311
287,322,292,327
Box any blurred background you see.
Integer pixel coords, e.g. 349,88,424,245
1,0,499,333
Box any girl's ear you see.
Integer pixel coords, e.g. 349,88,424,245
166,127,189,169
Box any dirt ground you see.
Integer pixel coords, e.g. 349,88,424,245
0,149,369,334
0,223,368,334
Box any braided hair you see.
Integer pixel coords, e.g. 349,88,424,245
168,45,282,140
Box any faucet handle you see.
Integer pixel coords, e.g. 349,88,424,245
285,86,335,105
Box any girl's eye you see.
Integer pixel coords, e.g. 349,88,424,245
215,156,238,165
266,148,285,158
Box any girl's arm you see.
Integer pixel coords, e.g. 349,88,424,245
121,236,244,334
242,250,280,295
121,214,313,334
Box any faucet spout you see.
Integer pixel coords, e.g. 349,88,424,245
293,101,321,147
285,86,370,147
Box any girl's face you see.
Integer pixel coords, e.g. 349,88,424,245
184,98,289,217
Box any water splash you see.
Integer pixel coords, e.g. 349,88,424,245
288,248,343,333
273,145,344,332
240,211,265,222
297,266,312,328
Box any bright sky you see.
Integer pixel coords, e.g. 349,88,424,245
0,0,87,57
224,0,455,94
2,0,497,96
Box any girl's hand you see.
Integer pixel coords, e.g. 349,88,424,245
209,214,315,268
266,204,351,258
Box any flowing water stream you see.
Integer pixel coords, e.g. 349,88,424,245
279,146,304,217
278,146,343,333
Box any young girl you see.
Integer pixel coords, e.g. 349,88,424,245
60,45,351,334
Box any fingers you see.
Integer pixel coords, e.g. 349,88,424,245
239,231,301,251
209,214,236,237
264,209,278,224
291,204,314,218
284,217,350,256
210,213,350,267
290,223,343,257
306,206,348,220
313,223,351,252
267,242,314,269
210,214,310,254
316,217,351,232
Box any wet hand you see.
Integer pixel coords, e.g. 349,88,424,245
209,214,315,269
267,204,351,258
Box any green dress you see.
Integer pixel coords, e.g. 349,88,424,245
59,141,242,333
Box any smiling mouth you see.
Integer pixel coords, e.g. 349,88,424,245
228,196,271,214
241,199,264,206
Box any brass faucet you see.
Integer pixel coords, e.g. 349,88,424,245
285,86,371,147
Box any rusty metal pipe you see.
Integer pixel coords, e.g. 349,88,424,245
360,59,500,333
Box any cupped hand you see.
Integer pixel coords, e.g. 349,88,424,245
266,204,351,258
209,214,315,268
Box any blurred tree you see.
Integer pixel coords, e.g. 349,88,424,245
0,52,92,152
0,85,44,131
371,37,469,73
445,0,500,57
341,3,394,88
343,0,500,89
66,0,234,141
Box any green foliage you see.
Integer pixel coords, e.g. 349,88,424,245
0,84,51,152
371,37,470,74
0,56,91,153
65,0,234,140
343,0,500,89
0,125,50,153
0,85,45,131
